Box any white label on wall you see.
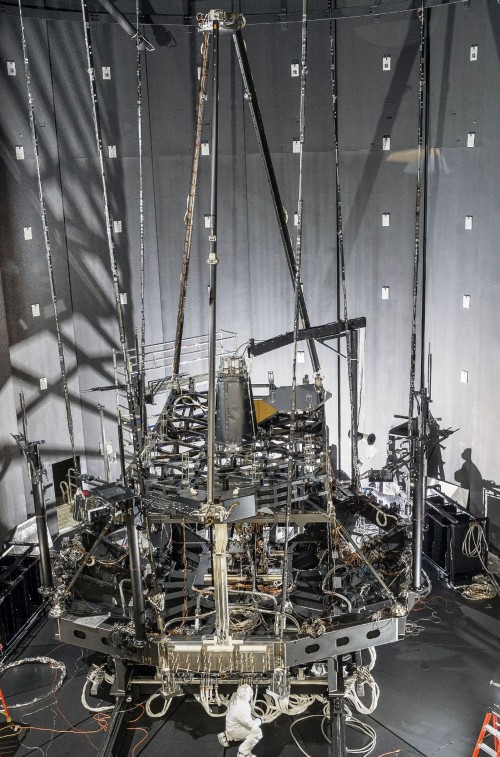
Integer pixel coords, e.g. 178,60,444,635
204,214,211,228
201,141,209,156
7,61,16,76
383,55,391,71
113,220,122,233
292,139,301,153
40,377,48,390
383,136,391,151
381,286,390,300
461,370,469,384
108,145,117,158
297,351,305,364
291,62,299,77
382,213,390,227
470,45,478,62
294,213,298,226
463,295,471,309
31,304,40,317
465,215,473,230
119,292,128,305
16,145,24,160
467,132,476,148
102,67,111,80
24,226,32,240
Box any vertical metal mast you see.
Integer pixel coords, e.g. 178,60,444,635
203,13,230,645
409,3,428,591
206,16,219,510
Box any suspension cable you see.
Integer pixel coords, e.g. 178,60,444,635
136,0,146,404
172,32,211,378
17,0,77,468
407,4,427,444
328,0,359,485
280,0,308,637
80,0,142,480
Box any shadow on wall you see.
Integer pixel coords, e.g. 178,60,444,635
454,447,487,518
455,447,500,552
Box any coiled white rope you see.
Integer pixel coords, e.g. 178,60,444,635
0,657,66,709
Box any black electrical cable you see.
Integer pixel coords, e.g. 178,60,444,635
280,0,309,636
79,0,142,482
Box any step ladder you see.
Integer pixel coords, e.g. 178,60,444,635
473,712,500,757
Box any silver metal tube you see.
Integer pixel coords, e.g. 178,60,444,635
213,522,230,643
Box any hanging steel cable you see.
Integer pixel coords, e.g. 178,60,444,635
136,0,146,395
80,0,142,479
280,0,309,638
135,0,150,444
17,0,77,468
328,0,359,486
172,31,211,378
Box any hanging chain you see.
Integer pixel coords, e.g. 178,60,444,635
408,4,427,445
329,0,359,486
17,0,77,468
80,0,142,484
280,0,308,637
172,32,211,378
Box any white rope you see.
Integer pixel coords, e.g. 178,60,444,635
462,522,499,598
145,690,173,718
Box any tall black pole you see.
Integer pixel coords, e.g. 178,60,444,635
410,4,428,591
125,498,146,644
28,443,53,595
233,30,320,375
206,18,219,509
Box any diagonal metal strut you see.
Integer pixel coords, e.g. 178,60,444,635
233,28,321,375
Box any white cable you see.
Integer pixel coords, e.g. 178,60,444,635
81,679,114,713
462,522,499,597
145,690,173,718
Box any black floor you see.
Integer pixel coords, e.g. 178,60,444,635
2,579,499,757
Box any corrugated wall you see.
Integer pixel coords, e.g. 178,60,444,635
1,0,499,543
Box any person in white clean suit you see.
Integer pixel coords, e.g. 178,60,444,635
218,684,263,757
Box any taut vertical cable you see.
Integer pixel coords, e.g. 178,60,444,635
80,0,142,481
18,0,77,468
328,0,359,485
280,0,308,637
136,0,146,424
